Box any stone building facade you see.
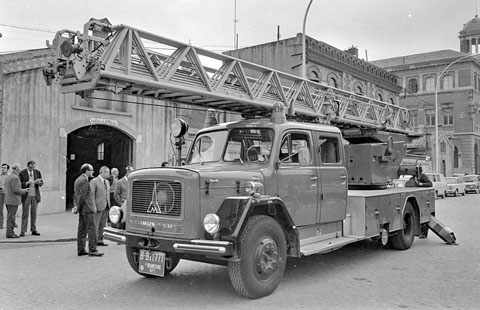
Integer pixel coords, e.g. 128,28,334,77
372,16,480,176
0,48,220,214
225,33,402,104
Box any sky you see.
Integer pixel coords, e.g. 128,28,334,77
0,0,477,61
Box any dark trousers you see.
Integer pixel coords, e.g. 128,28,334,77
0,193,5,228
5,205,18,237
22,196,38,233
94,208,108,243
77,212,97,253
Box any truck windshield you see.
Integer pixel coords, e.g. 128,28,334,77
224,128,274,164
187,130,228,164
186,128,274,165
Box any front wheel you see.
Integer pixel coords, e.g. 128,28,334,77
126,246,180,277
389,202,416,250
228,215,287,299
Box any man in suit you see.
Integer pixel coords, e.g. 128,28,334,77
4,163,28,238
19,160,43,237
114,166,134,206
90,166,110,247
74,163,103,257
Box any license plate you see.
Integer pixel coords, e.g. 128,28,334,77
138,249,166,277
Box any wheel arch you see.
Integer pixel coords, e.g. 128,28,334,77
216,196,300,257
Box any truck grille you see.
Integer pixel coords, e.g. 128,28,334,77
131,180,182,217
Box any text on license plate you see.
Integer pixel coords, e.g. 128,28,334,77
139,249,166,277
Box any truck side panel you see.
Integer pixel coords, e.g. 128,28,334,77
347,187,435,238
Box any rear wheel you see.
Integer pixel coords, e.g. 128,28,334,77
228,215,287,299
389,202,416,250
126,246,180,277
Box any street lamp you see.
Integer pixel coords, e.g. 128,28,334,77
434,53,480,173
302,0,314,79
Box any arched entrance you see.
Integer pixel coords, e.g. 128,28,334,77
65,125,134,209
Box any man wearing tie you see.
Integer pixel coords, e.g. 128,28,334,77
19,160,43,237
90,166,110,246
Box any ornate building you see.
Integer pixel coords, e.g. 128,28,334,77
225,33,402,105
372,16,480,176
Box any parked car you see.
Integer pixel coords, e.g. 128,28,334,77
463,174,480,194
445,176,466,196
424,172,447,198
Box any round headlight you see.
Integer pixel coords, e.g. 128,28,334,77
245,181,256,195
109,206,122,224
203,213,221,234
171,118,188,138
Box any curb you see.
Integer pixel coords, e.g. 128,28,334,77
0,238,77,244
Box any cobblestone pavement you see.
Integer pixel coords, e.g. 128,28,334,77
0,196,478,310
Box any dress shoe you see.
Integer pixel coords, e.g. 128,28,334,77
77,251,89,256
19,232,25,237
88,251,104,257
97,242,108,246
6,235,20,238
32,231,41,236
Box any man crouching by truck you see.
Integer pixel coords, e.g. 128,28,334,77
406,166,432,238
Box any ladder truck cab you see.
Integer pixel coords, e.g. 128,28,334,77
44,19,456,299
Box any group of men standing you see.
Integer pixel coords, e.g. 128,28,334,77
74,164,133,257
0,161,43,239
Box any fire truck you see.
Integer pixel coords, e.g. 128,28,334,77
44,19,456,299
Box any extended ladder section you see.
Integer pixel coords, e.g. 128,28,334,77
44,19,413,135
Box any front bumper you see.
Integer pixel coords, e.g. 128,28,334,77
103,227,234,257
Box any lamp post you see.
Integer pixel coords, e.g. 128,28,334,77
434,53,480,173
302,0,314,79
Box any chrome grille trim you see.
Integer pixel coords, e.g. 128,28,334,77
131,180,182,217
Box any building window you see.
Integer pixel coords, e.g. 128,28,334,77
97,142,105,161
443,107,454,125
407,78,418,93
425,77,435,92
355,85,363,95
454,146,459,168
309,70,320,83
443,75,454,90
425,109,435,126
411,110,419,126
376,92,384,102
441,141,446,153
389,97,395,105
329,77,338,88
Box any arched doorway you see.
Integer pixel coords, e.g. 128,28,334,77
65,125,134,209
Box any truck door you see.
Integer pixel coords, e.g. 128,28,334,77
276,131,318,226
313,132,348,223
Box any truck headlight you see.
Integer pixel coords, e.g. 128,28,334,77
245,181,264,195
109,206,123,224
204,213,221,234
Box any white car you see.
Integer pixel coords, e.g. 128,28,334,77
425,173,447,198
463,174,480,194
445,177,466,197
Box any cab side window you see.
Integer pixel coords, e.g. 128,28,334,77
279,132,312,166
318,136,340,163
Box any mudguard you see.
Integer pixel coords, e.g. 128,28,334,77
216,195,297,240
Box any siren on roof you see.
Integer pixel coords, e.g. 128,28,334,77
204,109,218,128
271,102,287,124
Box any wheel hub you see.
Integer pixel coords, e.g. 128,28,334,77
254,237,279,280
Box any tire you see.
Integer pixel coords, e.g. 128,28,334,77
389,202,416,250
126,246,180,277
228,215,287,299
462,190,465,196
454,190,457,197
